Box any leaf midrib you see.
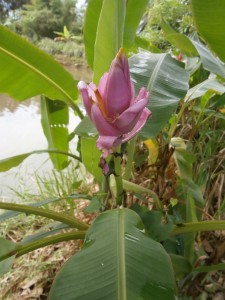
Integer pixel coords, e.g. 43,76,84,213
0,45,73,103
147,53,167,92
117,209,126,300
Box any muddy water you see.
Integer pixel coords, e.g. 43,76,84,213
0,63,92,200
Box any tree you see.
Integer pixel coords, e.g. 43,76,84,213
6,0,79,40
141,0,193,50
0,0,28,23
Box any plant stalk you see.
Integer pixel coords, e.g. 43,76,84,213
171,220,225,235
0,202,89,230
124,137,136,181
17,231,86,257
69,101,84,119
0,231,86,261
123,180,162,210
113,147,124,206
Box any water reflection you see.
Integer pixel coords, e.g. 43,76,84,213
0,63,92,200
0,94,80,200
0,95,46,199
0,95,43,158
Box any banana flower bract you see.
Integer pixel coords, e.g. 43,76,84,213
78,48,152,157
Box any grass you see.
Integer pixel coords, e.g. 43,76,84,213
175,103,225,298
0,159,94,299
1,235,78,299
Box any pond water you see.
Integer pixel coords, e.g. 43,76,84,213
0,63,92,201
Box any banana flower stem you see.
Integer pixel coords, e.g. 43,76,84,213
124,137,137,180
113,147,124,206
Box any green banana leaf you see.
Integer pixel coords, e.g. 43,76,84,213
0,149,79,172
161,19,198,57
169,254,192,279
129,52,189,139
185,78,225,102
74,115,97,137
0,25,78,108
84,0,149,74
0,237,18,276
41,97,69,170
49,208,176,300
93,0,126,83
190,33,225,79
83,0,103,69
191,0,225,63
123,0,149,51
161,19,225,78
81,136,103,183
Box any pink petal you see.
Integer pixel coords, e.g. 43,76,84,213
77,81,93,117
98,73,109,97
122,108,152,143
91,104,121,136
96,136,122,157
113,97,149,134
135,87,149,103
103,49,133,117
89,82,97,90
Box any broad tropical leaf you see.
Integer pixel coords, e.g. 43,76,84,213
161,20,225,78
129,52,189,139
169,254,192,279
133,36,162,53
84,0,103,69
161,19,198,57
0,149,77,172
81,137,102,183
41,98,69,170
185,78,225,102
191,0,225,63
0,26,78,106
123,0,149,51
0,237,18,276
74,115,97,137
93,0,126,83
190,33,225,79
0,152,32,172
49,208,176,300
84,0,149,72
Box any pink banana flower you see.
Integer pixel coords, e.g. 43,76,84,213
78,48,152,157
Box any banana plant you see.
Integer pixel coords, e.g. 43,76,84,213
1,0,225,299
